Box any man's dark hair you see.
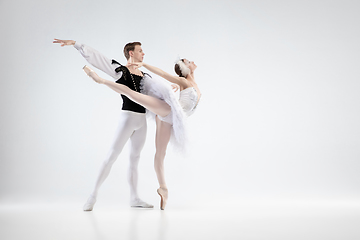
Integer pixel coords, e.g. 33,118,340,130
123,42,142,60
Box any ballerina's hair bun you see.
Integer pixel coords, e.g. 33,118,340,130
174,59,190,77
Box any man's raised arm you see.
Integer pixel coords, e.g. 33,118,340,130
53,38,121,80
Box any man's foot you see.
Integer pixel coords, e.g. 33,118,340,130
157,188,168,210
83,65,105,84
130,199,154,208
83,195,97,211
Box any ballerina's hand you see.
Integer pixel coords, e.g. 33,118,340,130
171,84,180,92
53,38,75,47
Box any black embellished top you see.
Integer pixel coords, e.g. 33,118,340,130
112,60,146,113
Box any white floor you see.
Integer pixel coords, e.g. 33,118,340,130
1,198,360,240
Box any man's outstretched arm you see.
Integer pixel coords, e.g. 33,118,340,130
53,38,121,80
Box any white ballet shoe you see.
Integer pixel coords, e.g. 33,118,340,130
157,188,168,210
130,199,154,208
83,195,97,211
83,65,105,84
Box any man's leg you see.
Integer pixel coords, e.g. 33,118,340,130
83,111,137,211
127,114,153,208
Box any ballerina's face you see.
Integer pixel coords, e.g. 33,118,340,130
131,45,145,62
183,59,197,72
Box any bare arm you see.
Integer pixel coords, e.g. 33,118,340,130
140,63,187,87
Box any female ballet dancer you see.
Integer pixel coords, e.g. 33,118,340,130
83,59,201,210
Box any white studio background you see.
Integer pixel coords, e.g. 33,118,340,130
0,0,360,207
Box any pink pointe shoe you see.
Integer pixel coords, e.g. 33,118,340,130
83,65,105,84
157,187,168,210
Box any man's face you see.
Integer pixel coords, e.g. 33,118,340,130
130,45,145,62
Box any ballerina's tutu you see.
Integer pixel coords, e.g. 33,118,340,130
141,74,188,152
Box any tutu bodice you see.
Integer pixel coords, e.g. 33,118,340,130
179,87,199,116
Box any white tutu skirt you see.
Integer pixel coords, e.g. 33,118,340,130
141,74,187,152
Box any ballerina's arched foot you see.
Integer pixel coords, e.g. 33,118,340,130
83,65,105,84
157,187,168,210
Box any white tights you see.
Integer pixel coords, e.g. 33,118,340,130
89,111,147,202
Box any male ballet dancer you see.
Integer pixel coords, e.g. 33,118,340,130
53,39,153,210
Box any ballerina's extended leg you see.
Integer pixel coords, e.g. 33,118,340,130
83,65,171,118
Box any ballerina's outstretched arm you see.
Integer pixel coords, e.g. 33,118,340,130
83,66,171,117
129,62,188,88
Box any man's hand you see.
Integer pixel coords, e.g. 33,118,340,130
53,38,76,47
